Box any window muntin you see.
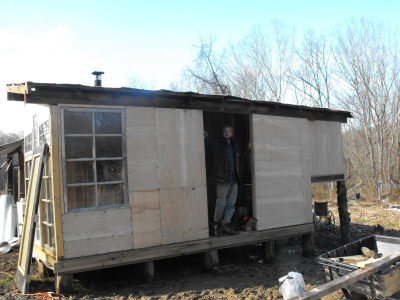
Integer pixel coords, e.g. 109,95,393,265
62,108,126,212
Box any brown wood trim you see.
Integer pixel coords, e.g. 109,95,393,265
50,106,65,260
311,174,345,183
53,223,314,274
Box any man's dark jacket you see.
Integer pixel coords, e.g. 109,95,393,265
206,138,249,183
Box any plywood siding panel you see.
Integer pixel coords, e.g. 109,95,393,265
252,115,311,230
62,208,133,242
126,107,159,191
300,121,313,223
156,108,206,189
129,190,162,249
159,186,208,245
64,234,133,258
310,121,344,177
62,208,133,258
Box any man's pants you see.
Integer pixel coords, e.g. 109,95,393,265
214,182,238,224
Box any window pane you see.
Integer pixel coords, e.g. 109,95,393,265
39,120,50,145
64,112,92,134
25,134,32,153
43,226,49,245
65,137,93,159
66,161,94,184
42,179,52,199
44,156,50,177
96,160,123,182
95,113,121,134
43,200,49,222
96,137,122,157
48,226,55,248
25,160,32,179
98,184,124,207
67,185,96,209
47,202,53,224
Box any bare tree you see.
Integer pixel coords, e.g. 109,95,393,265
334,18,400,189
182,35,231,95
289,29,334,108
226,21,295,102
126,71,157,90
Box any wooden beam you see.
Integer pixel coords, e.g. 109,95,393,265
337,181,351,245
53,223,313,274
289,251,400,300
311,174,345,183
49,106,65,259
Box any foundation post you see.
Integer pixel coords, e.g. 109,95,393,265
37,259,51,279
203,249,219,272
262,240,276,264
337,180,352,245
54,273,73,294
142,261,155,283
302,233,314,257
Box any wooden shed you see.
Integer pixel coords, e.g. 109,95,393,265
6,81,352,293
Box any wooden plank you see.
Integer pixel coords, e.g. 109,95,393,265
290,251,400,300
63,234,134,258
53,223,314,275
159,186,208,245
309,121,344,177
252,115,310,230
129,190,162,249
126,107,159,191
49,105,65,259
156,108,206,189
62,208,133,242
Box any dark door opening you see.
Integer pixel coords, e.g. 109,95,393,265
203,111,253,234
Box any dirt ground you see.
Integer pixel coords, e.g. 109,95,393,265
1,200,399,300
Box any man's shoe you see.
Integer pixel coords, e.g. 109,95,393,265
222,222,239,235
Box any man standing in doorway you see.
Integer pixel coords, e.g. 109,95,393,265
206,125,251,235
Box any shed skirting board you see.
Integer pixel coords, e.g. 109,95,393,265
53,223,314,275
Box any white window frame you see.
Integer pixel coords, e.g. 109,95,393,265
61,107,127,213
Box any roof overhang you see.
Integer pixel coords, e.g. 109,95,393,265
6,82,353,123
0,139,24,156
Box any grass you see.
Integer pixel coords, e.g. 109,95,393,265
0,276,14,285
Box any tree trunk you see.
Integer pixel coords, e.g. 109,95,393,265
337,180,352,245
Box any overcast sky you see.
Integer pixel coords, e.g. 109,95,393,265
1,0,400,133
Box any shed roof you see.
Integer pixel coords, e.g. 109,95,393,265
6,82,352,123
0,139,23,156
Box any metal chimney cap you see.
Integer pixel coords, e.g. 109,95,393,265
91,71,104,76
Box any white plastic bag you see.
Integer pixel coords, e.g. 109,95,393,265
279,272,305,300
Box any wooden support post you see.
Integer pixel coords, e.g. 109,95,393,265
18,150,25,200
54,273,73,294
203,249,219,272
37,259,51,279
262,240,276,264
142,261,155,283
302,233,314,257
6,158,13,195
337,180,352,245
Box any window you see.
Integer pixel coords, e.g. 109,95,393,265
25,134,32,153
40,155,55,250
24,160,32,195
39,120,50,145
62,108,126,212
